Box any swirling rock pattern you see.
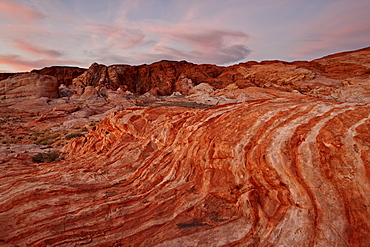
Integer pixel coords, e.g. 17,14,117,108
1,97,369,246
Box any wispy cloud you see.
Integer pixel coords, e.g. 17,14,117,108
0,0,251,70
291,22,370,59
82,47,135,65
146,25,251,64
0,55,32,71
13,40,63,58
0,0,46,22
0,54,83,72
82,23,146,50
289,0,370,60
0,1,76,71
1,0,368,72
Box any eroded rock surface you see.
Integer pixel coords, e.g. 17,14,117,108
1,97,369,246
32,66,87,86
67,47,370,103
0,73,59,99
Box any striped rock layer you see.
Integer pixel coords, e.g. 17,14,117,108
1,98,370,246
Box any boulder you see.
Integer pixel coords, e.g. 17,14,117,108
189,83,216,95
80,86,99,100
175,76,194,95
139,92,157,100
106,91,135,108
88,106,123,122
70,107,96,119
0,73,58,99
63,118,90,129
58,84,76,97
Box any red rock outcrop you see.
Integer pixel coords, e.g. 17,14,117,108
1,46,370,246
72,61,232,95
69,47,370,100
2,47,368,101
309,46,370,79
1,96,369,246
31,66,87,86
0,72,23,81
0,72,59,98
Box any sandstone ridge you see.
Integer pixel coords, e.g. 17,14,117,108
1,46,370,101
70,46,370,102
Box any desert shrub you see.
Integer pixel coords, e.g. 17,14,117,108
35,136,53,145
33,131,43,137
2,139,16,144
32,152,60,163
35,133,60,145
161,101,214,109
65,133,85,140
55,141,65,146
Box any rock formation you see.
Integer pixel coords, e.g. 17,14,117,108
1,46,370,246
68,47,370,102
0,72,59,99
0,72,21,81
31,66,87,86
2,47,369,101
72,61,245,95
0,66,85,87
1,97,369,246
309,46,370,79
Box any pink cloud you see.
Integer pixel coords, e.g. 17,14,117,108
289,0,370,60
0,54,83,72
148,25,251,64
82,23,146,50
0,55,33,71
0,0,46,22
290,22,370,59
13,40,63,58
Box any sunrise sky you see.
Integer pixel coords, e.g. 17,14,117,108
0,0,369,72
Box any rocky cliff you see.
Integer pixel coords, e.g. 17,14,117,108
71,61,237,95
0,66,86,86
31,66,87,86
0,72,21,81
69,47,370,100
2,47,369,100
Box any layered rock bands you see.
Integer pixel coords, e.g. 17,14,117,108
1,97,369,246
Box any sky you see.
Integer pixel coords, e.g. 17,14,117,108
0,0,369,72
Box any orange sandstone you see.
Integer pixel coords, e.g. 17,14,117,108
1,97,369,246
